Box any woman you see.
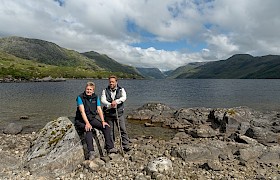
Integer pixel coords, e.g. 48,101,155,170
75,82,118,160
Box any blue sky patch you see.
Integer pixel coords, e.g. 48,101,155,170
54,0,65,6
131,39,206,52
126,19,206,52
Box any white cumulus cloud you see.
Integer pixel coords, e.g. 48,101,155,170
0,0,280,70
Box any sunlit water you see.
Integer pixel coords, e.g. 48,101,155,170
1,79,280,139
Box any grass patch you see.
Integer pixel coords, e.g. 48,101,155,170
0,51,139,79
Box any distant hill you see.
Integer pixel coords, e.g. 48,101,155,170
136,67,165,79
2,36,280,80
0,36,99,69
0,36,141,79
166,62,208,79
177,54,280,79
81,51,141,76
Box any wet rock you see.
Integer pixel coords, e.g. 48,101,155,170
3,123,23,135
126,103,175,120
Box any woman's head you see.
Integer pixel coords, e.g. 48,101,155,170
85,82,95,96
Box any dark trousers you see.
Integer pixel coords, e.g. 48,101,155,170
105,115,130,148
75,118,114,151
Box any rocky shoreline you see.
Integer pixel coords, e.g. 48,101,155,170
1,103,280,179
0,76,66,83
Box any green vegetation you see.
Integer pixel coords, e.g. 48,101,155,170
0,36,141,80
2,36,280,80
0,51,138,79
165,62,208,79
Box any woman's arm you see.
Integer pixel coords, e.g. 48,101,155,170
78,104,92,131
97,106,109,128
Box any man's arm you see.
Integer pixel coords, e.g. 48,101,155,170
115,88,127,104
101,89,111,107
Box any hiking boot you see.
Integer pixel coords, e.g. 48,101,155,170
88,151,98,160
107,147,118,154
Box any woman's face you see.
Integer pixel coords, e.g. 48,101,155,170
85,85,94,96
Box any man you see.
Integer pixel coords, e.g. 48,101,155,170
75,82,118,160
101,75,131,152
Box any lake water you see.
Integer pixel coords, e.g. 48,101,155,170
1,79,280,138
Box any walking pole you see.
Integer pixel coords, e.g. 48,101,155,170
115,108,125,157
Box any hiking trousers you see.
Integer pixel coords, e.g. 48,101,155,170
75,118,114,151
105,114,130,148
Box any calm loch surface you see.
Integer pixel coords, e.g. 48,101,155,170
1,79,280,138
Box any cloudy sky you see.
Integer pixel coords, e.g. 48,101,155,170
0,0,280,70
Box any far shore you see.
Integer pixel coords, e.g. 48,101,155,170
0,76,145,83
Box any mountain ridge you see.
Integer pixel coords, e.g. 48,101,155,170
0,36,141,79
177,54,280,79
1,36,280,80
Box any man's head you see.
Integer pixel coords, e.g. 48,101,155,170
109,75,118,89
85,82,95,96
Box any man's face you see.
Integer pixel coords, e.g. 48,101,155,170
85,85,94,96
109,78,117,89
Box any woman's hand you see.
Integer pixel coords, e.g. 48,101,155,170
102,121,110,128
85,122,92,131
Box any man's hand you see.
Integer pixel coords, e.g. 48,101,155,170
110,100,117,108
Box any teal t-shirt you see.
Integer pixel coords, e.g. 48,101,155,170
77,96,101,106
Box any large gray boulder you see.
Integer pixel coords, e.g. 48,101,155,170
208,107,254,134
170,140,229,162
126,103,175,120
257,145,280,164
23,117,84,178
3,123,23,135
174,107,211,126
244,126,280,145
238,145,266,162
